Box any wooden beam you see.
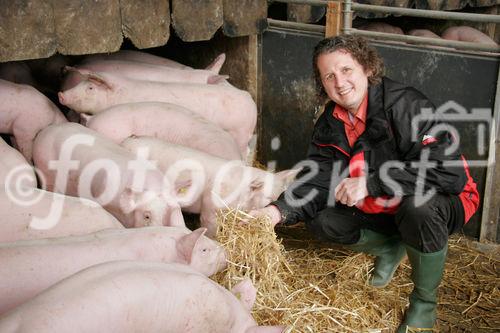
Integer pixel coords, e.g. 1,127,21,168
121,0,170,49
325,1,343,38
54,0,122,55
223,0,267,37
287,3,326,23
0,1,56,62
171,0,223,42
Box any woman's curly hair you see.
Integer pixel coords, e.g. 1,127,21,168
312,35,385,100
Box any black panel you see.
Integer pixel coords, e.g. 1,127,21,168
258,28,500,238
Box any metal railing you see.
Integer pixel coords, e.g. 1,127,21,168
270,0,500,53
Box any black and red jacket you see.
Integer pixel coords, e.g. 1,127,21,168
272,77,479,225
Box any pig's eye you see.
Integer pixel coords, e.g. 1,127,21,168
144,212,151,221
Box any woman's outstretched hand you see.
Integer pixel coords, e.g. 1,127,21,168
247,205,282,227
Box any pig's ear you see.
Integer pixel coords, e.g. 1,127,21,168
205,53,226,74
250,178,264,192
87,73,113,90
275,168,303,187
245,326,287,333
62,65,74,75
63,66,92,77
231,278,256,311
176,228,207,263
207,74,229,85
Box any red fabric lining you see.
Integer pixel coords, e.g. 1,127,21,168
314,143,350,157
458,156,480,223
350,151,399,214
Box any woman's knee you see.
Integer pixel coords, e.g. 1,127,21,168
308,207,361,244
396,196,448,252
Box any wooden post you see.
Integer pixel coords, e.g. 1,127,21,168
325,1,343,38
480,66,500,243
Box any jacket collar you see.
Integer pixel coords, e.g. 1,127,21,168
314,77,406,155
353,79,394,152
313,101,351,155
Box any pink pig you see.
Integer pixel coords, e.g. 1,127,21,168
86,102,242,160
61,62,227,91
0,79,67,161
58,69,256,156
358,22,404,35
83,50,226,73
0,227,227,314
0,188,123,243
122,137,300,237
32,123,185,228
0,261,284,333
407,29,441,39
0,61,37,87
441,26,497,45
0,137,37,188
0,136,122,242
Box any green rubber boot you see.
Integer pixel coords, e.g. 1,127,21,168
397,244,448,333
345,229,406,288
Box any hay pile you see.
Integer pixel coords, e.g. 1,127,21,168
213,209,500,333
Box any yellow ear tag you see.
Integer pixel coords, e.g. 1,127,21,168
178,187,188,195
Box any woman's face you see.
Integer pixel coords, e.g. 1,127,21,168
317,49,371,115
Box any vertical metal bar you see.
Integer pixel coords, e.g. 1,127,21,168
342,0,352,34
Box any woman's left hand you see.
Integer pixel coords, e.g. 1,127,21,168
334,176,368,206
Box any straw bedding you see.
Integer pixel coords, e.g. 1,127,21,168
212,209,500,333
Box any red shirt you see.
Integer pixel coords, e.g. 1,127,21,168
332,94,368,147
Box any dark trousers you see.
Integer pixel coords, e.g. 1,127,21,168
307,194,465,253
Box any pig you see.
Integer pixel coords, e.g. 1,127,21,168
83,50,226,73
61,61,227,91
407,29,441,39
441,26,497,45
0,261,284,333
32,123,185,228
0,187,123,243
0,138,121,242
86,102,242,160
0,79,67,162
57,70,257,156
26,54,72,95
121,137,300,237
0,227,227,314
84,50,191,69
358,22,404,35
0,61,37,87
0,137,37,188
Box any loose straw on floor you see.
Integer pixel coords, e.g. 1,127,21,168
213,209,500,333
